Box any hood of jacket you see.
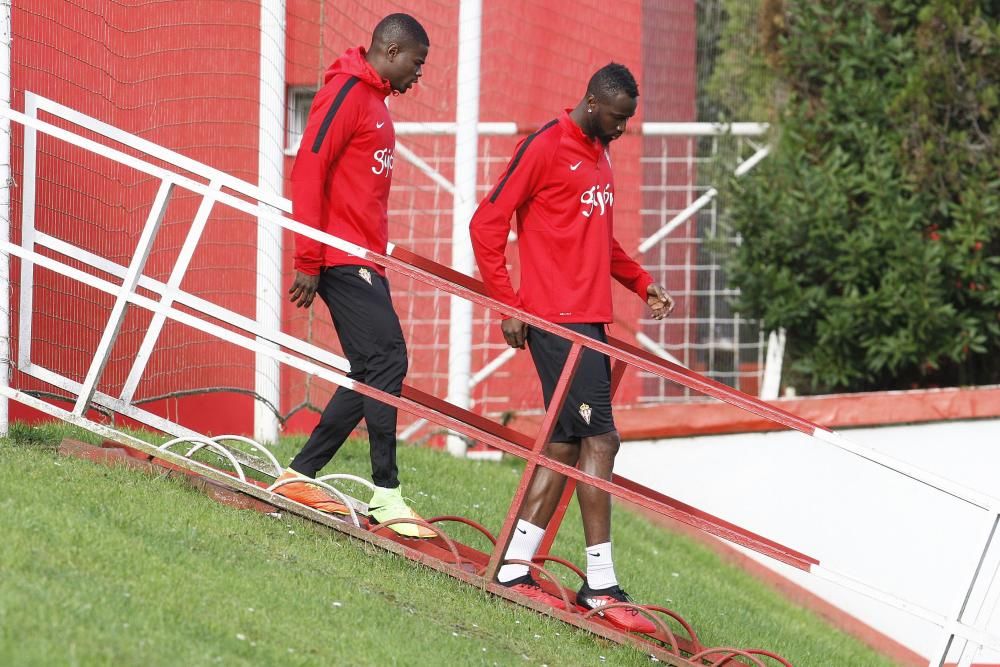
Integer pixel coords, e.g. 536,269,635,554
324,46,392,95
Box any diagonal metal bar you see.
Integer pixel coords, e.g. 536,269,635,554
25,361,275,476
118,180,222,404
73,181,174,415
395,140,457,197
638,187,718,254
538,358,629,557
398,346,517,443
29,92,289,211
809,564,1000,652
36,230,350,373
929,512,1000,666
637,143,770,254
955,522,1000,666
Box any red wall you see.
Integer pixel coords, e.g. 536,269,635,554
10,1,696,439
11,0,262,433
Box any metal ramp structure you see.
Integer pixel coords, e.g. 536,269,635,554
5,93,1000,666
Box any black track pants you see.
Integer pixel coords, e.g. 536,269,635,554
289,265,407,488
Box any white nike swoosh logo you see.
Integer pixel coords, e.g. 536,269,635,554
376,121,385,128
570,161,582,170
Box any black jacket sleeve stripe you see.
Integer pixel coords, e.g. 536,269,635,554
311,76,361,153
488,119,559,203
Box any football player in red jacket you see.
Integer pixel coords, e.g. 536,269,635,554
278,14,434,539
470,63,674,630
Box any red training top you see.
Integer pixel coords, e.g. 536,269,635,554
469,110,653,323
292,47,395,276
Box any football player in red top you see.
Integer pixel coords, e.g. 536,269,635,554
471,63,674,631
280,14,434,539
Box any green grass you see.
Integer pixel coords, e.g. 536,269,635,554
0,422,897,666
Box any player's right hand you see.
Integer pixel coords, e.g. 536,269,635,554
501,317,527,349
646,283,675,320
288,271,320,308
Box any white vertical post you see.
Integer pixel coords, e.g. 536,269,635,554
759,327,785,400
446,0,482,457
255,0,285,444
0,0,11,435
17,96,35,370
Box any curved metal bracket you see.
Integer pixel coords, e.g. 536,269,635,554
689,647,769,667
210,434,282,477
426,515,497,545
501,559,577,612
580,602,678,649
640,604,701,651
158,436,247,482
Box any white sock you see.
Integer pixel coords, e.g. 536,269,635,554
585,542,618,589
497,520,545,583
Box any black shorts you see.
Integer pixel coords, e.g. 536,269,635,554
527,323,616,443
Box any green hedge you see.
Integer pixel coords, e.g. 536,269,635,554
718,1,998,393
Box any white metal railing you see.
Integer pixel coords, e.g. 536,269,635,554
12,92,343,449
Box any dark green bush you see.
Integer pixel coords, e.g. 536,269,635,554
721,0,998,392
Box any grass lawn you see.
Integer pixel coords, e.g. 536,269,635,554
0,422,897,666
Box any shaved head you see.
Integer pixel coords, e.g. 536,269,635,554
366,13,430,94
371,13,430,49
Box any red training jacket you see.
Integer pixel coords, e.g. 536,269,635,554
292,47,395,276
469,110,653,323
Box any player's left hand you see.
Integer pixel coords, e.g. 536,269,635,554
646,284,675,320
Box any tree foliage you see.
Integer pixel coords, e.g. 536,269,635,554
721,0,999,392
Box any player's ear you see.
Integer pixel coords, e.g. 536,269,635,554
386,42,399,61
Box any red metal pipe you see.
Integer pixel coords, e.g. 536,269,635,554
642,604,702,651
484,343,584,581
538,480,576,556
383,242,822,435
